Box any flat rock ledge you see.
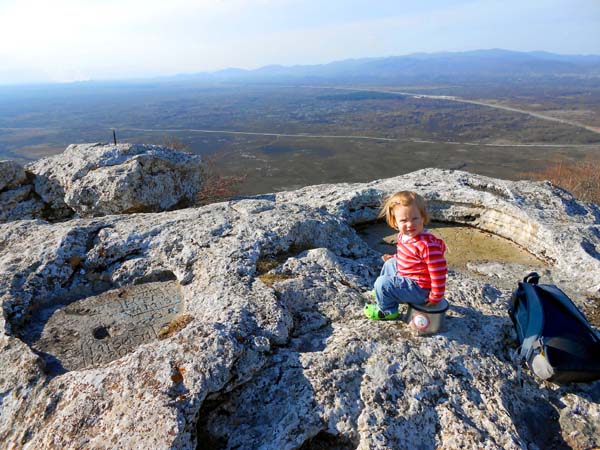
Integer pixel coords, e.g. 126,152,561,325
1,143,205,221
0,168,599,450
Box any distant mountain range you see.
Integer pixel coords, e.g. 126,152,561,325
175,49,600,84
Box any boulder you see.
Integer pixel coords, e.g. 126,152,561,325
0,160,45,222
25,143,205,218
0,160,28,190
0,169,598,449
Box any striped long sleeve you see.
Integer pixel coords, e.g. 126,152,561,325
395,231,448,303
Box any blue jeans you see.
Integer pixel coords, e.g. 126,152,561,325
374,258,430,314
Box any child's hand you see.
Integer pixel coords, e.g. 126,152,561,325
381,254,394,262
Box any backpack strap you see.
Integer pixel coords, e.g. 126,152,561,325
523,272,540,285
519,283,545,361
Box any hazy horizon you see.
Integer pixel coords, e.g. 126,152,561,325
1,47,598,89
1,0,599,86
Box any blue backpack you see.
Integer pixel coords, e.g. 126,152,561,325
508,272,600,383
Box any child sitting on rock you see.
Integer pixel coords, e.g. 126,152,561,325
365,191,448,320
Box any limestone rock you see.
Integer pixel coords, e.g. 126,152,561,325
559,389,600,450
0,160,28,190
0,168,598,449
26,143,205,218
0,160,46,222
275,169,600,294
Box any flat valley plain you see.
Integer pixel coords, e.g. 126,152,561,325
1,80,599,195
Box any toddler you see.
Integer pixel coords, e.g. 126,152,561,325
364,191,447,320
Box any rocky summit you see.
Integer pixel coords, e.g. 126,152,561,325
0,145,599,450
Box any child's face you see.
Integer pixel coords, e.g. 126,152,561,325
392,203,424,237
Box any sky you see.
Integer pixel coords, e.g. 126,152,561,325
0,0,599,85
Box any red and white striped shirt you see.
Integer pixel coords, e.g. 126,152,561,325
395,231,448,303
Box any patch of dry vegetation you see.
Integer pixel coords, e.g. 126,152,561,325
586,295,600,327
523,159,600,205
256,257,280,274
256,257,293,287
162,136,246,205
158,314,193,340
196,153,246,206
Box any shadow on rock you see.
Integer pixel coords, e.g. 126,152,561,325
194,303,362,449
499,378,571,450
195,347,330,450
297,430,357,450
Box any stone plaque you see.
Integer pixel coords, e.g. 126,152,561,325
26,281,183,373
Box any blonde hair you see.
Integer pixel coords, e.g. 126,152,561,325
378,191,430,230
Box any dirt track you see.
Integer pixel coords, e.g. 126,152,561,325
315,85,600,136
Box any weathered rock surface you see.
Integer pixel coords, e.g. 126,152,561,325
0,160,28,191
0,168,598,449
22,280,184,372
0,160,46,222
24,143,205,219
